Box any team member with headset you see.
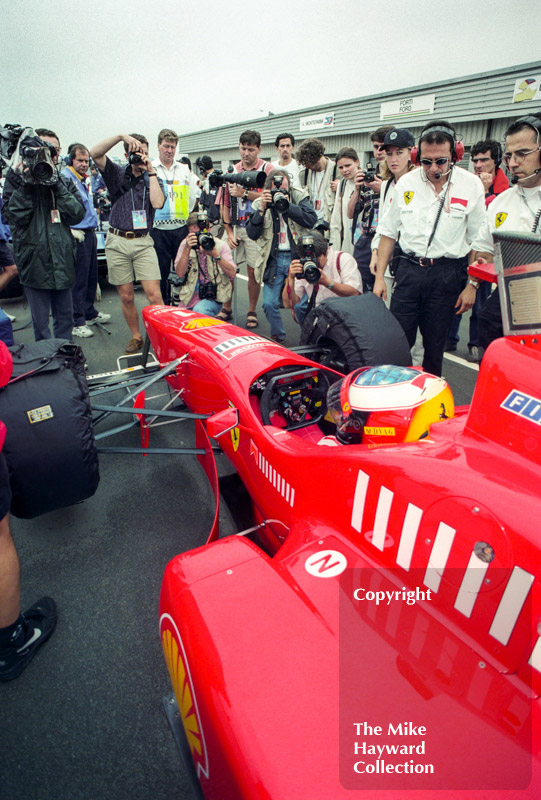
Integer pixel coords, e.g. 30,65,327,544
472,113,541,358
373,120,486,377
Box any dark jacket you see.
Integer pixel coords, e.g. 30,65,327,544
3,170,85,290
247,192,317,285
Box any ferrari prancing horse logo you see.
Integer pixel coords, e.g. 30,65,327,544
404,191,414,205
495,212,508,228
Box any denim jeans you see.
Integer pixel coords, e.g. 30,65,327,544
262,251,291,338
193,297,222,316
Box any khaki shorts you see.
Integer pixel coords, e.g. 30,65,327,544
105,232,160,285
233,225,259,269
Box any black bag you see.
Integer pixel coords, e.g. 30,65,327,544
0,339,99,518
300,293,412,371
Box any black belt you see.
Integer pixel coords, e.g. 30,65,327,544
109,226,149,239
400,251,465,268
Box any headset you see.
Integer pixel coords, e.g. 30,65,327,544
65,142,87,167
507,115,541,185
411,124,465,167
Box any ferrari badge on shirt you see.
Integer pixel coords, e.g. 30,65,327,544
495,212,508,228
404,191,414,205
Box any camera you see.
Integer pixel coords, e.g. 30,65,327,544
363,163,377,184
198,282,217,301
297,234,321,284
208,168,266,191
194,213,215,252
128,152,144,165
20,140,58,185
270,175,289,213
167,270,187,307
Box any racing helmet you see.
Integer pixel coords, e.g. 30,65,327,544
326,365,454,445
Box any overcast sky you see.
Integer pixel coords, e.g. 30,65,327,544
3,0,540,158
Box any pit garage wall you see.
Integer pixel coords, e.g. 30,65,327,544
179,61,541,172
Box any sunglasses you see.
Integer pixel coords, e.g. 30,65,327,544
419,157,450,167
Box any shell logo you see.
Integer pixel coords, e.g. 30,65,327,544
182,318,226,331
160,613,209,779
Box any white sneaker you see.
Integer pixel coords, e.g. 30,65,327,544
2,310,16,322
87,312,111,325
72,325,94,338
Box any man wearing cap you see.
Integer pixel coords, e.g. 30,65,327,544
373,120,486,377
151,129,199,304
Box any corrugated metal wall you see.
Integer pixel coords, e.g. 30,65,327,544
180,61,541,166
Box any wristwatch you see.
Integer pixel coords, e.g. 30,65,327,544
467,278,480,289
243,189,249,199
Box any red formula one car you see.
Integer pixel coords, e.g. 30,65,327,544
145,231,541,799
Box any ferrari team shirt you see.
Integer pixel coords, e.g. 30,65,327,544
377,166,486,259
472,184,541,253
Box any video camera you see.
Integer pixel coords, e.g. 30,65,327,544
208,168,266,191
270,175,289,213
194,213,215,252
296,234,321,284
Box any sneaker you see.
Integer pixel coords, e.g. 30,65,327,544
466,345,480,363
270,335,286,344
87,312,111,325
72,324,94,338
2,310,16,322
0,597,57,681
125,337,143,354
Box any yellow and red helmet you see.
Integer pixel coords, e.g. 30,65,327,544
326,365,454,445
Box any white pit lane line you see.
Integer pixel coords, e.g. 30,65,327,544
444,352,480,372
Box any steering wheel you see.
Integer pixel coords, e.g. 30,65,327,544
259,367,332,430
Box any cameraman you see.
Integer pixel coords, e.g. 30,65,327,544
3,128,85,341
194,155,222,236
173,212,236,315
283,230,361,326
90,133,166,354
247,169,317,343
346,126,395,292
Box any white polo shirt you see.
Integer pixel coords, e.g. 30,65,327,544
377,166,486,259
472,184,541,253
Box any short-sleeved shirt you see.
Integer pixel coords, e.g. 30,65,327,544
294,248,362,305
100,157,165,233
472,184,541,253
221,158,273,227
377,166,486,259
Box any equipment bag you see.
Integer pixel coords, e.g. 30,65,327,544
0,339,99,518
300,293,412,370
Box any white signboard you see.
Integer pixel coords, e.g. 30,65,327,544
380,94,435,121
512,75,541,103
299,112,335,132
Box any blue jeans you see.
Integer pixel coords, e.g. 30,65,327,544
192,297,222,316
262,251,291,338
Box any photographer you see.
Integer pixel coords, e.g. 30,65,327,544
246,169,317,343
295,138,336,235
2,128,85,341
173,212,236,315
283,230,361,327
89,132,166,354
195,155,222,235
346,126,395,292
218,130,274,328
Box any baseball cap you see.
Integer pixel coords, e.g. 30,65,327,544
383,129,415,148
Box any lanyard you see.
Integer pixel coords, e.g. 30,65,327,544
131,185,146,212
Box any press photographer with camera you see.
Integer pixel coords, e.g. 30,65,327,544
246,169,317,342
218,130,274,328
89,132,166,354
172,212,236,315
283,229,361,327
346,126,395,292
2,128,85,341
295,138,337,236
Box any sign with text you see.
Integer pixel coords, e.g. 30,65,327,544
380,94,435,121
299,112,335,132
